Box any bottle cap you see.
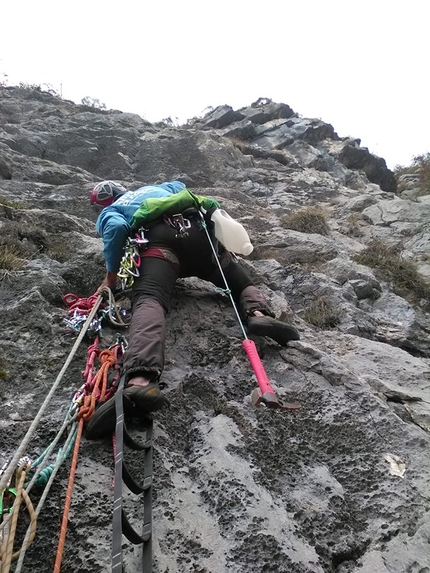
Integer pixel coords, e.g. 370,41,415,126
242,242,253,256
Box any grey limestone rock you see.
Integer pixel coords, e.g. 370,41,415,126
1,85,429,573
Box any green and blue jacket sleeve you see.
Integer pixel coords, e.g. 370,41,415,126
132,188,219,228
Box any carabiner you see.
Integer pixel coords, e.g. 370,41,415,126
0,487,17,516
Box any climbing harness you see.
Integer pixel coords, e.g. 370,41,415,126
117,227,148,290
198,211,299,411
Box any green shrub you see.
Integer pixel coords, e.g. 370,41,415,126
303,296,341,329
354,240,430,301
281,207,330,236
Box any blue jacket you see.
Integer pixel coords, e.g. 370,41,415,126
96,181,186,272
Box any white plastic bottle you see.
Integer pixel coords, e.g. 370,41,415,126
210,209,254,256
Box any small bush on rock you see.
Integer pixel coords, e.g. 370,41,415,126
0,197,25,209
303,296,341,329
0,245,26,270
47,241,71,262
395,152,430,197
354,240,430,302
281,207,330,236
346,213,364,237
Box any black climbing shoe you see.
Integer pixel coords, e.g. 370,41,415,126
247,316,300,346
124,382,166,412
85,383,166,440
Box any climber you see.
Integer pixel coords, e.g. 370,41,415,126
87,180,300,437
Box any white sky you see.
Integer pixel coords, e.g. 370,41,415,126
1,0,429,170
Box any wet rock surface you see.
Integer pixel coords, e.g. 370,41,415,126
1,87,430,572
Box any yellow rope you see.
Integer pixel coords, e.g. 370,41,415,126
99,286,131,327
0,464,37,572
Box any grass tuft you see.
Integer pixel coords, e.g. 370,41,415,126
395,152,430,197
0,197,25,209
353,239,430,301
0,245,26,270
303,296,341,329
0,359,8,380
281,207,330,236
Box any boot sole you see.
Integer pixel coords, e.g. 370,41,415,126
85,384,166,440
248,316,300,346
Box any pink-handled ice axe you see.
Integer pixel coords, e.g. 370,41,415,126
199,211,299,411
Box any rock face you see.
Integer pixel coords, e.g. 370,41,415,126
1,87,430,573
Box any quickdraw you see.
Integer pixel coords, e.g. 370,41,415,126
164,213,191,238
117,228,148,290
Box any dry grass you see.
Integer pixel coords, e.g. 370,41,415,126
346,213,364,237
281,207,330,236
303,296,342,329
354,239,430,302
395,153,430,197
47,242,72,263
0,359,8,380
0,197,25,209
0,245,27,270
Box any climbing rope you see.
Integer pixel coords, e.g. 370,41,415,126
98,286,132,328
79,349,118,422
0,295,103,492
0,462,36,573
14,421,79,573
53,415,85,573
0,284,144,573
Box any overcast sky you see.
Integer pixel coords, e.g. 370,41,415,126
1,1,429,170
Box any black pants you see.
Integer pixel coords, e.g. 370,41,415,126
123,217,272,381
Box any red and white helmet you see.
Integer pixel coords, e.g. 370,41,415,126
90,181,127,207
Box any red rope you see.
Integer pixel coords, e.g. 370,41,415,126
53,414,85,573
62,293,101,314
79,349,117,422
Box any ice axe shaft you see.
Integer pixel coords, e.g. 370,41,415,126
243,339,300,410
242,339,274,395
